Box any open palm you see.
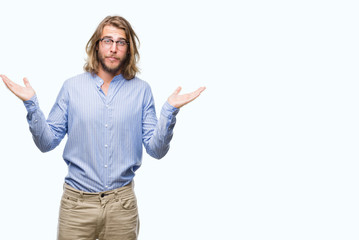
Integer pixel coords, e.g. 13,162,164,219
1,74,35,101
167,86,206,109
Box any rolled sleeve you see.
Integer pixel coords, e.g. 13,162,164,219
23,95,39,113
161,101,179,118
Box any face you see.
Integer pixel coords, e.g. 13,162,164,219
97,25,128,75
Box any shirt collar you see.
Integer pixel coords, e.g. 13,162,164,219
92,73,125,88
111,74,125,83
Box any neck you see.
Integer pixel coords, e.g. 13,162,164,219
98,67,121,84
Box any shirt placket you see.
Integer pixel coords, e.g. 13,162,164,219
103,101,111,190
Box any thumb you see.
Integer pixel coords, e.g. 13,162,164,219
172,86,182,96
23,77,31,88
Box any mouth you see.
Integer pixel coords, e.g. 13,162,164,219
106,56,120,62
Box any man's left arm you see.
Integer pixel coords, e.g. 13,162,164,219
142,85,205,159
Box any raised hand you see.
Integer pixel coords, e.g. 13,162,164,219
1,75,35,101
167,86,206,109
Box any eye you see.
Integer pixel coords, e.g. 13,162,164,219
117,40,127,46
103,38,112,44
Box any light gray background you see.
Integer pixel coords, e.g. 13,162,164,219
0,0,358,239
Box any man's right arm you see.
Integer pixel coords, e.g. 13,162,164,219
1,75,68,152
23,91,68,152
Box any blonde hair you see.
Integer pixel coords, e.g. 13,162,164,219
84,16,140,80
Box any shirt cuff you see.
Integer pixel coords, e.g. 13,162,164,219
23,95,39,113
161,101,180,118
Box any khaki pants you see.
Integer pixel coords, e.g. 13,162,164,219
57,182,139,240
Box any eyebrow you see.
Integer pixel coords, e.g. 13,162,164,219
102,36,127,41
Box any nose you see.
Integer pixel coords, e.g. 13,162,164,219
110,42,117,52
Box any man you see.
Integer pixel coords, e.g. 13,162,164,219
1,15,205,240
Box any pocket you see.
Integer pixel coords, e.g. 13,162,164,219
60,193,79,210
120,193,137,210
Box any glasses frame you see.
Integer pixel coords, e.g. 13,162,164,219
99,37,130,49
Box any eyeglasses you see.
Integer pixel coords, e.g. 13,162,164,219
99,38,129,49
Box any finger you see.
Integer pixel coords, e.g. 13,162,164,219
186,87,205,100
0,75,6,85
188,93,201,102
0,74,10,84
1,75,14,89
172,86,182,96
184,87,206,103
1,75,25,98
23,77,31,88
194,86,206,95
1,75,18,89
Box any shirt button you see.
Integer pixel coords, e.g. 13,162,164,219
105,144,108,148
106,105,109,108
105,185,108,188
104,165,108,168
105,124,108,128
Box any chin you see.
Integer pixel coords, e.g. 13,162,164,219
107,64,120,70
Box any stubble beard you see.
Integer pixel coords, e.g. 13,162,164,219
98,54,124,75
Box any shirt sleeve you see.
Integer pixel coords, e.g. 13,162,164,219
23,83,69,152
142,86,179,159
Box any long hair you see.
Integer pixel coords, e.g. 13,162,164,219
84,16,140,80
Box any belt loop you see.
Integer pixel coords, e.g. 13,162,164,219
79,190,84,202
115,190,119,202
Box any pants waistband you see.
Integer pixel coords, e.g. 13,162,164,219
63,182,134,201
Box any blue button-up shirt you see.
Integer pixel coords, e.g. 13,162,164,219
23,72,179,192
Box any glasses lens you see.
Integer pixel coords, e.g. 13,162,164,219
102,38,113,47
118,40,127,47
101,38,127,48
